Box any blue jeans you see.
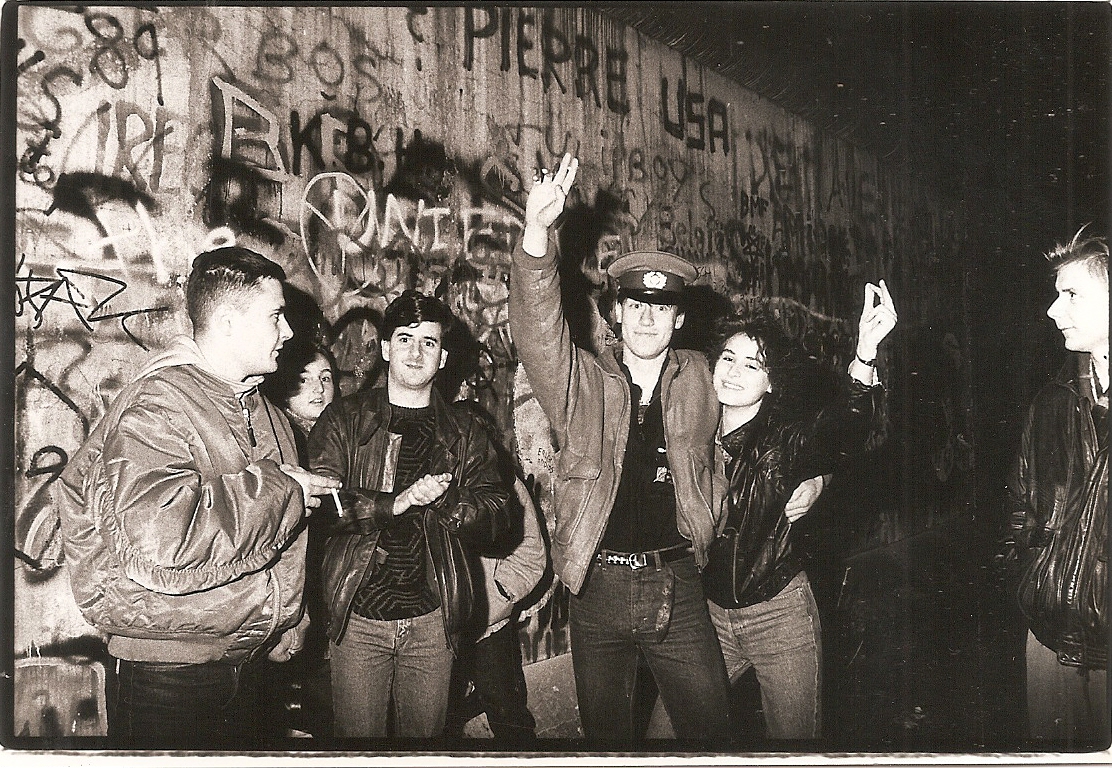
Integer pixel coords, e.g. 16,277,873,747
113,658,264,748
330,608,454,737
569,554,731,745
710,571,822,739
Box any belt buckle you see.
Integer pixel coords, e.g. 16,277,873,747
628,552,648,570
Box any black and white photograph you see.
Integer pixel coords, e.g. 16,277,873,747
3,1,1109,763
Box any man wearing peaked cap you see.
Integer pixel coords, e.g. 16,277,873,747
509,154,732,746
608,250,699,306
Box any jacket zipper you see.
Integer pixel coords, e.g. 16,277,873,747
577,367,631,571
731,520,742,605
238,393,257,448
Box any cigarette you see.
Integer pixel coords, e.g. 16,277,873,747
331,488,344,517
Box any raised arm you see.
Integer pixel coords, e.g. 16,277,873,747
508,153,585,435
522,153,579,254
848,279,898,385
791,280,898,484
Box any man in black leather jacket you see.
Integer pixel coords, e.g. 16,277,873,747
1005,229,1108,748
308,291,510,738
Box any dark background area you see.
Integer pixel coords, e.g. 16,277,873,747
600,0,1110,521
600,1,1110,750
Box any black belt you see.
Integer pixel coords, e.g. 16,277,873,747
595,544,692,570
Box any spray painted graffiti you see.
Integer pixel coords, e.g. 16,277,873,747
13,4,967,699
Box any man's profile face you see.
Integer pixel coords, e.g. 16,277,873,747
226,277,292,378
382,321,447,393
1047,261,1109,354
615,298,684,361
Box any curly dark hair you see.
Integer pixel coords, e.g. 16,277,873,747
262,339,337,410
708,310,807,405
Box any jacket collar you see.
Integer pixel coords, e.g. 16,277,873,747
353,386,462,458
1056,352,1099,405
601,344,683,382
135,335,262,397
719,397,773,457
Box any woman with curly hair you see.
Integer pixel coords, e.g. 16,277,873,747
701,281,897,740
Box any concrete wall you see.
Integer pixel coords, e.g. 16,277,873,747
13,3,970,692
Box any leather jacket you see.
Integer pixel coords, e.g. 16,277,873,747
702,377,881,609
307,387,510,654
1005,353,1108,668
509,242,720,595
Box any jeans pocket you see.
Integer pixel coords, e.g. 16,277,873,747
633,567,675,643
667,556,701,586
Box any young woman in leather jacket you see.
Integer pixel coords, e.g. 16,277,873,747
701,280,897,739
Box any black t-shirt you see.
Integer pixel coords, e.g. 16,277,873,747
598,364,687,554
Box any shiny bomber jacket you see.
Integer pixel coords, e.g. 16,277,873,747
55,364,307,664
702,377,882,609
307,387,511,654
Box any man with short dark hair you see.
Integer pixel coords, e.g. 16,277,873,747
1006,229,1108,748
56,246,341,748
309,290,511,738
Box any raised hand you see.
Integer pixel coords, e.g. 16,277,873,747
525,153,579,231
856,279,898,361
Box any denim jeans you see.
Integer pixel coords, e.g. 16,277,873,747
446,620,536,743
113,658,265,748
1025,630,1110,748
709,571,822,739
330,607,454,737
569,554,731,746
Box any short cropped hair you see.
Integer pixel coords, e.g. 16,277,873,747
1046,226,1108,283
709,310,805,400
186,247,286,332
382,290,454,341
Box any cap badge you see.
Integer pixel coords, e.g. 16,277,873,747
642,271,668,290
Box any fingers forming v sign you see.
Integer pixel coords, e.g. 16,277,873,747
526,153,580,229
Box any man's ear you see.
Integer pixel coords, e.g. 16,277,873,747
673,311,686,330
381,339,391,363
439,349,448,369
613,302,624,326
209,303,236,337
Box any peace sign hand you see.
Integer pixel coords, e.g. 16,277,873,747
525,153,579,230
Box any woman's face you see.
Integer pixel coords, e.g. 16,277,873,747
286,353,335,422
713,333,772,408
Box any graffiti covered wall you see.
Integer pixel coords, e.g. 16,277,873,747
13,3,969,688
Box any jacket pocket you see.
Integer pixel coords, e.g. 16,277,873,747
556,443,601,481
552,477,596,547
552,442,602,547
